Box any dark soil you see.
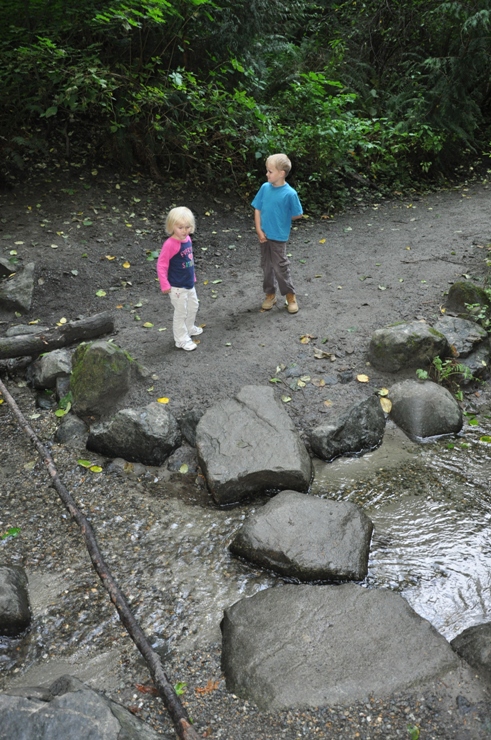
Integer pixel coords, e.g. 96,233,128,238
1,166,491,739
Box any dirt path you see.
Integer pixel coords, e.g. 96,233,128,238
1,172,490,428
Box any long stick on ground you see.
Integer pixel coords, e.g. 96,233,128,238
0,376,200,740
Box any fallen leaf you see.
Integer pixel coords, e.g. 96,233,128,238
57,317,67,324
106,255,116,260
378,388,389,397
356,374,370,383
195,680,220,696
297,380,306,388
480,435,491,443
143,322,154,328
179,463,189,474
122,261,131,268
311,378,326,387
90,465,103,473
281,395,292,403
77,459,93,468
269,378,281,384
380,397,392,413
135,684,158,696
157,397,170,404
95,289,106,297
319,238,326,244
212,279,222,284
313,347,330,359
323,399,333,407
378,285,387,291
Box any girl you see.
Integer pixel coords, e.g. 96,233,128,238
157,206,202,351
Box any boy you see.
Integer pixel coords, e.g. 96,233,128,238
251,153,303,313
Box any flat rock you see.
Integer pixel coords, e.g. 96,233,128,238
433,316,487,358
451,623,491,684
230,490,373,581
196,385,312,505
221,583,460,710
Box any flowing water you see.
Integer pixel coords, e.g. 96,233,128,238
311,420,491,642
3,414,491,690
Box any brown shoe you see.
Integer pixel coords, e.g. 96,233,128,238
285,293,299,313
261,294,277,310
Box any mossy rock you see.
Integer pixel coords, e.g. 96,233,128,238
445,281,491,316
70,340,135,418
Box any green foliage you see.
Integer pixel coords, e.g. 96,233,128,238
1,0,491,206
1,527,21,541
416,355,475,398
407,725,420,740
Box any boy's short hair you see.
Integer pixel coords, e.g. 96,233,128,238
266,153,292,176
165,206,195,235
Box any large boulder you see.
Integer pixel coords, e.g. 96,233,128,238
221,583,460,710
451,623,491,684
368,321,448,372
310,395,386,462
70,340,135,418
230,490,373,581
0,565,31,637
87,402,181,466
196,385,312,506
389,379,462,439
0,262,35,314
0,674,167,740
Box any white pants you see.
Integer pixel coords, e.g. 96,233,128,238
169,286,199,345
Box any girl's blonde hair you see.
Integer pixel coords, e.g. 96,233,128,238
165,206,195,235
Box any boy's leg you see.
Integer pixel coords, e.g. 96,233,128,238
260,242,278,295
170,287,196,347
184,287,200,334
269,240,295,295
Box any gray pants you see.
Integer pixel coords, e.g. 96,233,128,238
261,239,295,296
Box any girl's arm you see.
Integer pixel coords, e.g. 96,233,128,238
156,238,180,292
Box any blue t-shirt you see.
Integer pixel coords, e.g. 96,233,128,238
251,182,303,242
167,238,195,289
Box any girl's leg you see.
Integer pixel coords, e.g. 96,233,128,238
170,287,192,345
184,287,200,334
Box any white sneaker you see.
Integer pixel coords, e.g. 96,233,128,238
176,340,197,351
189,326,203,337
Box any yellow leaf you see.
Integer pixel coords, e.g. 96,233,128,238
356,374,370,383
323,399,333,407
179,464,189,474
90,465,103,473
300,336,311,344
0,399,4,405
300,375,311,382
281,395,292,403
28,319,40,325
143,322,154,328
157,397,170,404
319,238,326,244
203,280,209,285
297,380,306,388
106,255,116,260
312,378,325,387
313,347,330,359
440,305,446,314
380,397,392,413
58,317,67,324
378,388,389,397
122,261,131,268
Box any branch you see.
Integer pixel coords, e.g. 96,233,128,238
0,377,200,740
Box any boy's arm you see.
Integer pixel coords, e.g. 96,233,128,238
254,209,267,243
292,214,303,221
